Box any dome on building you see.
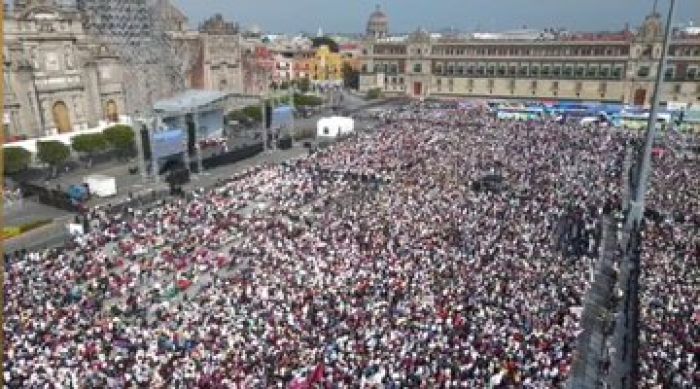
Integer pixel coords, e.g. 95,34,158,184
366,5,388,39
368,6,388,24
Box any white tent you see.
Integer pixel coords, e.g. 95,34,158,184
316,116,354,139
84,174,117,197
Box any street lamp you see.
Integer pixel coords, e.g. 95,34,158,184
627,0,676,228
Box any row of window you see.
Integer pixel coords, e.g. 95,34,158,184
430,45,629,57
670,46,700,57
638,65,700,81
433,63,626,79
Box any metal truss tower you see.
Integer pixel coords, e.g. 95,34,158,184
77,0,194,118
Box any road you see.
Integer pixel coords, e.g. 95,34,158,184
3,90,394,252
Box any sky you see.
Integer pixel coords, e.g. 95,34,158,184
172,0,699,34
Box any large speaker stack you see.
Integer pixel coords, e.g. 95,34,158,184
166,168,190,186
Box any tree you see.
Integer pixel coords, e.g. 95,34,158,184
37,140,71,178
71,133,108,167
2,147,32,175
366,88,383,100
342,63,360,90
296,77,311,93
311,37,339,53
103,125,135,160
294,93,323,107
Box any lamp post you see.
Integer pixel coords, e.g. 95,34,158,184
627,0,675,228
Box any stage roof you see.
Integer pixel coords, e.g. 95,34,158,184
153,89,229,114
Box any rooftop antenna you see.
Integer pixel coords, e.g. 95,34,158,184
652,0,658,14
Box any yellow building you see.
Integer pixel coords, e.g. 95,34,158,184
311,45,343,83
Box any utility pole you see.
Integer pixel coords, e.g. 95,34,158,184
627,0,675,228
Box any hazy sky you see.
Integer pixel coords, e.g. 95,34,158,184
172,0,699,34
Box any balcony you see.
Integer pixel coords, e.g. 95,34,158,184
34,75,83,93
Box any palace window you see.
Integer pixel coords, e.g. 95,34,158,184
509,66,516,75
575,66,585,77
477,66,485,76
466,65,474,75
435,64,443,74
497,65,506,76
486,65,495,76
587,66,598,78
637,66,650,77
530,66,539,76
541,66,550,77
563,66,573,77
519,66,528,76
686,67,697,80
664,66,674,81
600,66,610,78
612,67,623,78
552,66,561,77
413,64,422,73
457,65,464,75
447,65,454,75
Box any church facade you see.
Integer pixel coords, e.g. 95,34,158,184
3,1,127,140
3,1,250,141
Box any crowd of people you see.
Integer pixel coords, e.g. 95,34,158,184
637,130,699,388
2,103,696,387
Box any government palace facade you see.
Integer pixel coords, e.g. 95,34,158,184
359,9,700,108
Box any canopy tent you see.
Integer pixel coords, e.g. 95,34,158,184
153,89,229,115
317,116,354,139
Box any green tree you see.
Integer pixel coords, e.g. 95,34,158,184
37,140,71,177
366,88,383,100
103,125,135,160
71,133,108,167
2,147,32,175
296,77,311,93
311,37,339,53
294,93,323,107
342,63,359,90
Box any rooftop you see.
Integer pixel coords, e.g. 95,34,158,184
153,89,229,114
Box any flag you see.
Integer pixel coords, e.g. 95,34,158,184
306,363,325,387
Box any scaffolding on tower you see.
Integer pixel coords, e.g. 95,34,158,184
77,0,197,119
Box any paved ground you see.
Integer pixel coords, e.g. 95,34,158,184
3,199,70,227
2,91,390,251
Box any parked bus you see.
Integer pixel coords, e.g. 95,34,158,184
496,107,545,121
611,112,672,129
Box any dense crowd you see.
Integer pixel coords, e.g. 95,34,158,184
2,104,695,387
637,130,699,389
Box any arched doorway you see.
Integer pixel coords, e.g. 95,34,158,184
105,100,118,122
633,89,647,106
52,101,72,133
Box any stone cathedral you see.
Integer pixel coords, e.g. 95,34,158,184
3,0,247,141
3,0,127,140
